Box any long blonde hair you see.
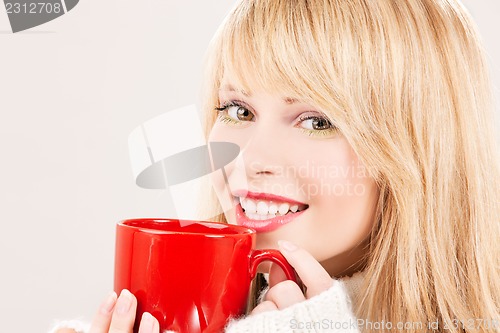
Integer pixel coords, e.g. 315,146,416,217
201,0,500,331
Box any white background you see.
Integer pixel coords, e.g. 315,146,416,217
0,1,498,332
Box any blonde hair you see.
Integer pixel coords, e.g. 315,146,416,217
201,0,500,331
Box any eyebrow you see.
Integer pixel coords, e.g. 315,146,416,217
219,84,299,105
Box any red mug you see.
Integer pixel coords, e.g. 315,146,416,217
114,218,298,333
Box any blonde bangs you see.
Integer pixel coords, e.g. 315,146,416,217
212,0,351,120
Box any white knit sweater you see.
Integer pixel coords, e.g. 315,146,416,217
49,270,365,333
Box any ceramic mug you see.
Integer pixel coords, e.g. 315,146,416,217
114,218,298,333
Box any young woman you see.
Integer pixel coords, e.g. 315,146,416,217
54,0,500,332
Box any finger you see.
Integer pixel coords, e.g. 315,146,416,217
138,312,160,333
108,289,137,333
278,240,333,298
250,300,278,315
264,280,306,309
89,291,118,333
268,262,288,288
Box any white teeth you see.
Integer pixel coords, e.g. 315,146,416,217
256,201,269,215
268,204,278,215
244,199,257,213
239,197,306,220
278,203,290,215
246,212,269,220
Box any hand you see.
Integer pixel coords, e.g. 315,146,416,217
250,240,333,314
88,289,160,333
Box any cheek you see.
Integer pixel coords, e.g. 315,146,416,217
207,124,250,221
312,145,376,218
208,123,246,145
294,140,367,197
316,177,377,232
305,181,378,262
208,171,225,201
295,141,378,258
208,123,225,142
208,124,240,186
254,184,377,263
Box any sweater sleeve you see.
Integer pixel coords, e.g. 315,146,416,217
224,279,360,333
47,319,90,333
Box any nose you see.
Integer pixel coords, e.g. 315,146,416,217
226,124,287,187
242,135,281,177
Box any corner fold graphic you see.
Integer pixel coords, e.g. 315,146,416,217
4,0,80,33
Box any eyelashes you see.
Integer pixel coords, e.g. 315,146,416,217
214,100,339,137
214,101,242,112
214,100,254,125
296,114,337,133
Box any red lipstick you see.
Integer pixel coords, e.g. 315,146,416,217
233,190,307,206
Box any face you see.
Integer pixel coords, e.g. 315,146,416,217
208,78,379,277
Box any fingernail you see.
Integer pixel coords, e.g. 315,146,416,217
278,240,298,252
100,291,117,314
116,289,133,315
139,312,155,333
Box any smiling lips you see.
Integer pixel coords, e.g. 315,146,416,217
233,191,308,232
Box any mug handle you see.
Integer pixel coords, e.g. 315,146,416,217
249,249,300,284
